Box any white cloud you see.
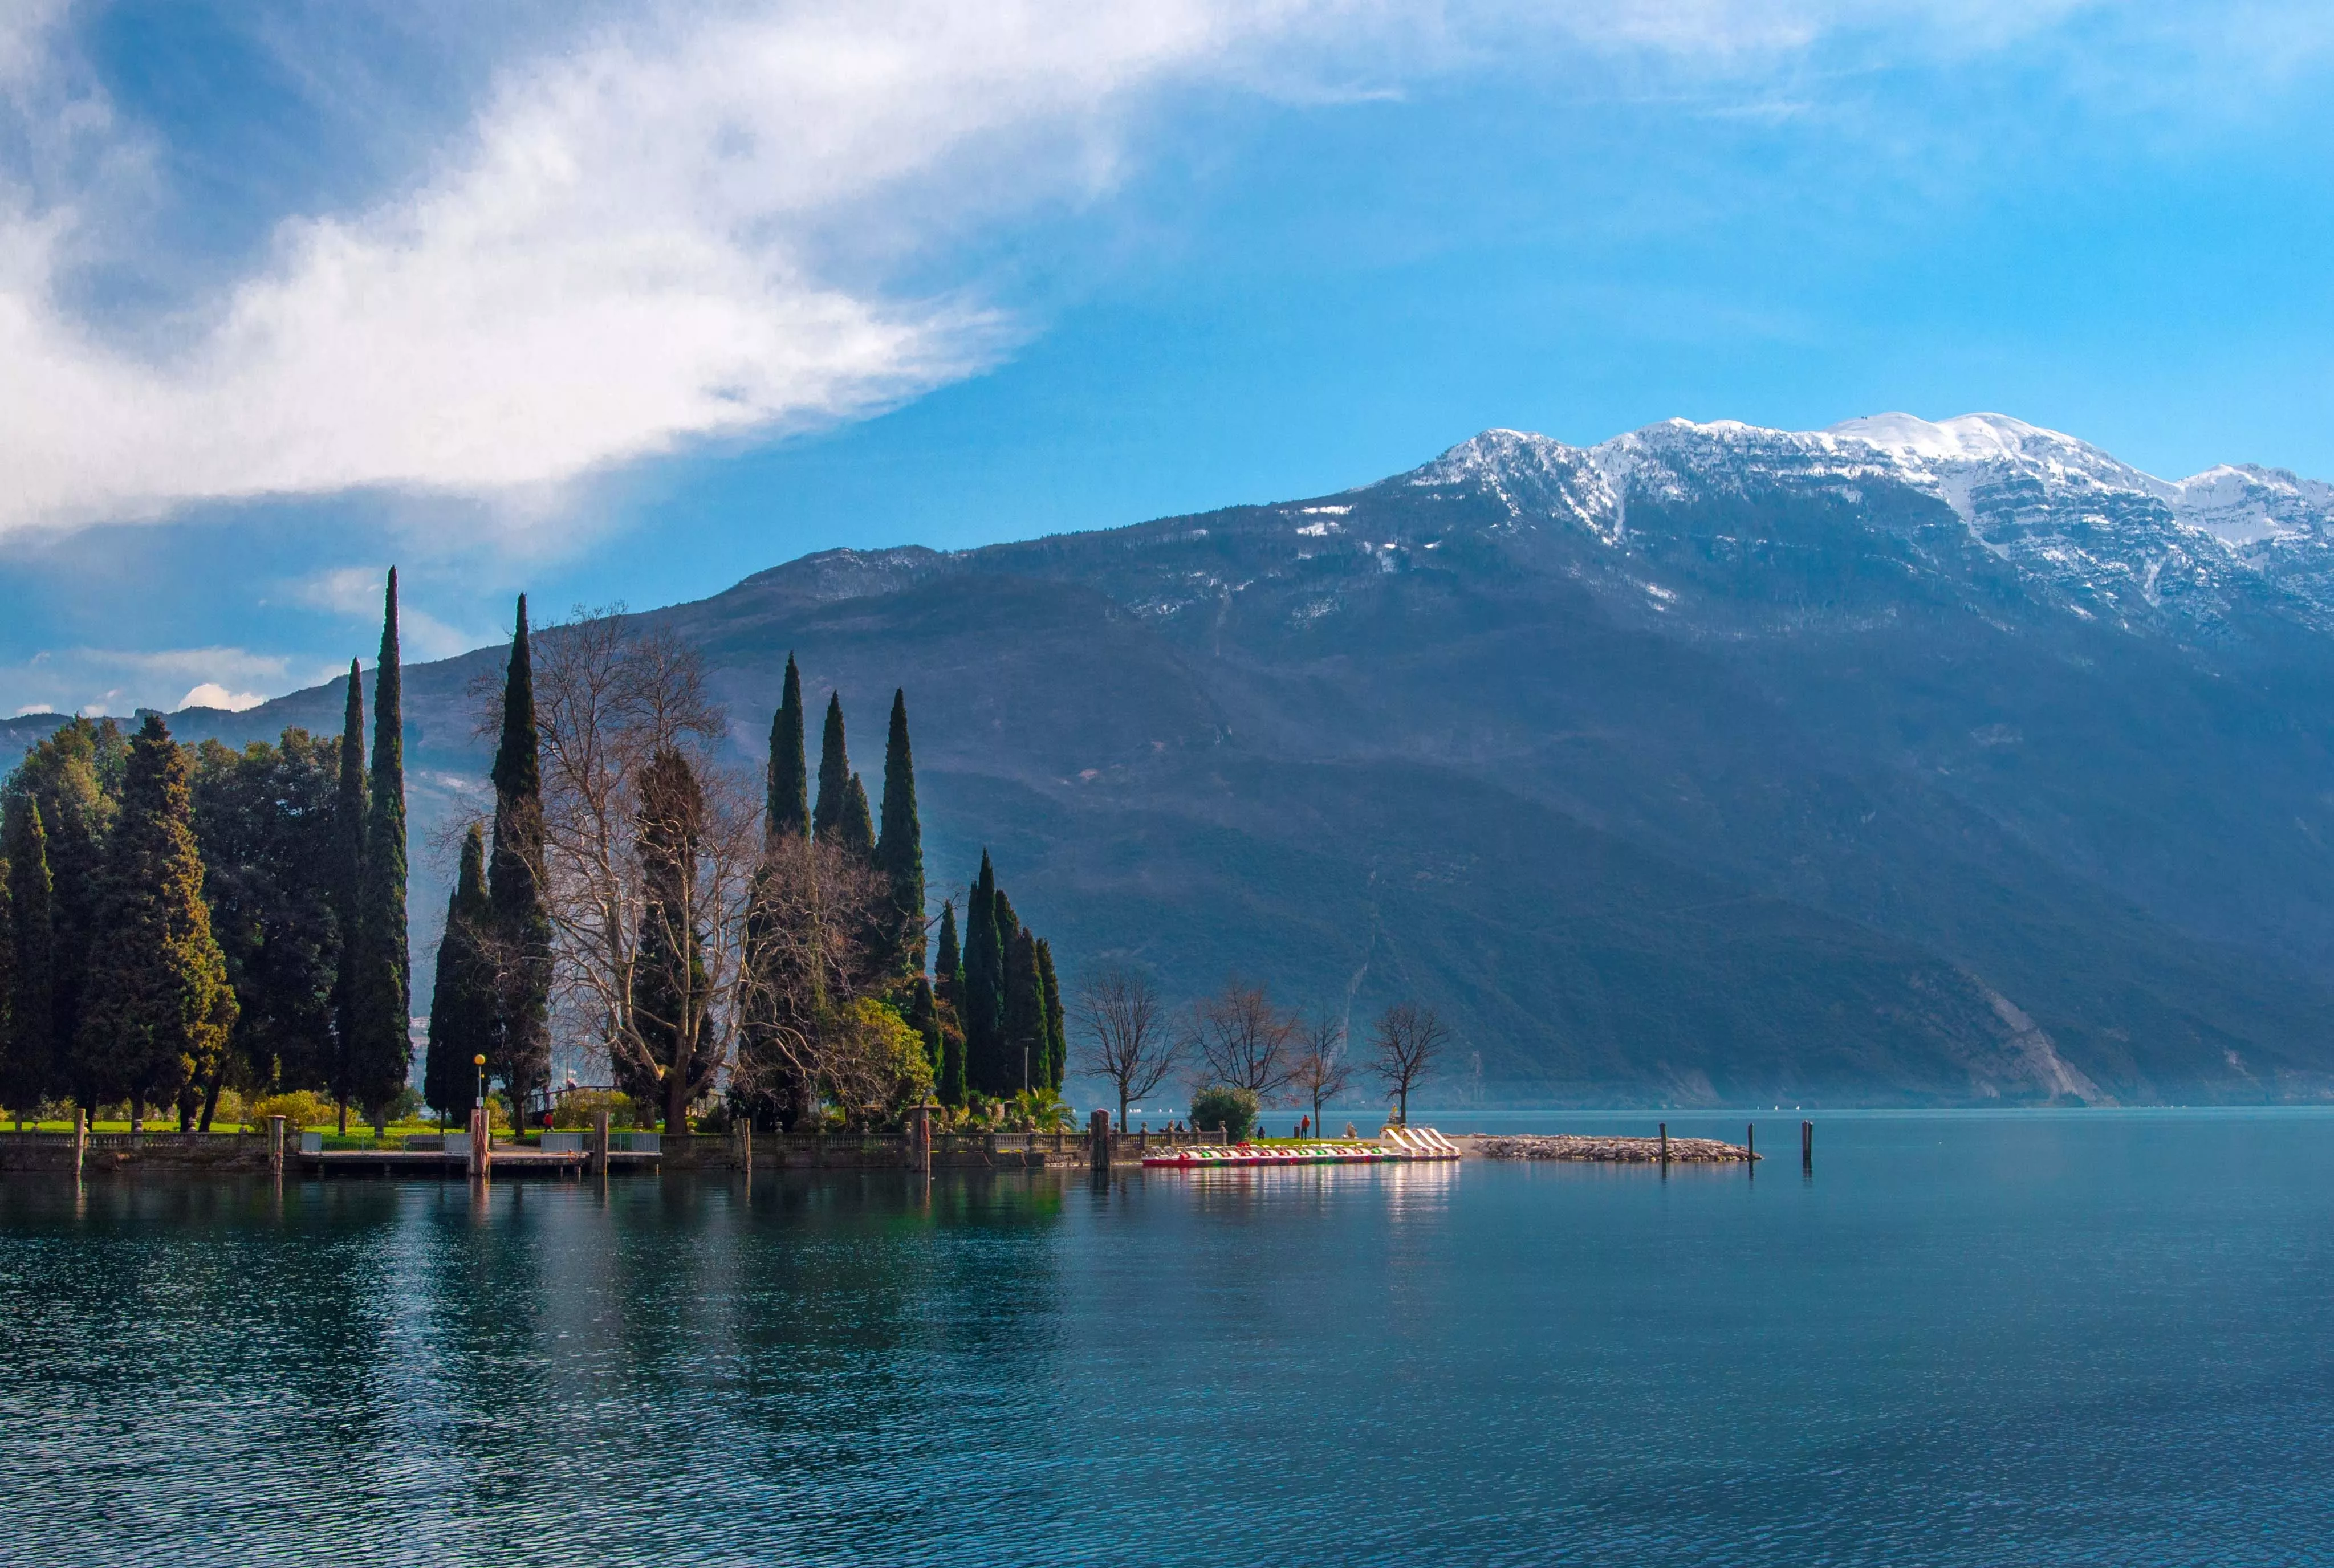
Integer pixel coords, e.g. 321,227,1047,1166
0,0,2327,537
80,645,299,685
0,0,1371,536
180,682,269,712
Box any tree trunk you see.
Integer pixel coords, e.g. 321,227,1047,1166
197,1065,225,1132
336,1096,348,1134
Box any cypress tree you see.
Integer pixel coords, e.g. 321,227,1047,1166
837,774,875,858
424,825,495,1123
328,659,367,1131
489,595,553,1129
2,799,54,1123
812,693,849,843
1002,926,1044,1095
963,853,1005,1095
767,654,810,842
632,748,713,1133
908,975,943,1085
76,715,237,1128
934,900,962,1012
932,899,965,1106
875,690,926,983
940,1011,967,1108
348,570,411,1133
735,673,809,1133
1036,937,1066,1092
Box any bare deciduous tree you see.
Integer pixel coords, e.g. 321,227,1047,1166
1368,1001,1448,1125
727,833,896,1127
1286,1012,1352,1138
472,609,762,1130
1185,979,1296,1102
1074,967,1178,1131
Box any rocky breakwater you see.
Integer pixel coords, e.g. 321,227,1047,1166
1466,1134,1756,1163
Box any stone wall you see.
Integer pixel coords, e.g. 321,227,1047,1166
0,1131,275,1174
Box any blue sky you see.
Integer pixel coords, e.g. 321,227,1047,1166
2,0,2331,715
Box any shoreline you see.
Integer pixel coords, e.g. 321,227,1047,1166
1462,1134,1757,1163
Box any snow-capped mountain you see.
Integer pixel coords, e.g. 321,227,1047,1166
91,409,2334,1105
1404,414,2334,641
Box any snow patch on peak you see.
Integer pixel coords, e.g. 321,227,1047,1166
1828,412,2069,463
1408,428,1621,543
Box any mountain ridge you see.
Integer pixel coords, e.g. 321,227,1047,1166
15,412,2334,1106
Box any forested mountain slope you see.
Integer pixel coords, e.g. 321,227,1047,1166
30,413,2334,1105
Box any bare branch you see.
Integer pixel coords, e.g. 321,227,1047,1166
1368,1001,1448,1125
1074,967,1179,1130
1287,1011,1352,1133
1184,979,1297,1102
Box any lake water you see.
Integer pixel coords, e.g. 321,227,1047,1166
3,1110,2331,1565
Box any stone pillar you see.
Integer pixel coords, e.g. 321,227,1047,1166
592,1109,611,1178
73,1106,87,1179
1089,1109,1111,1172
269,1114,286,1177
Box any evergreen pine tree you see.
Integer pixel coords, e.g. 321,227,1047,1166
1,798,54,1122
767,654,810,842
76,716,237,1127
812,693,849,842
328,659,366,1131
188,731,342,1125
875,690,926,983
424,825,496,1122
489,595,553,1126
0,837,11,1113
349,571,411,1133
11,719,123,1113
963,853,1005,1095
1036,937,1066,1092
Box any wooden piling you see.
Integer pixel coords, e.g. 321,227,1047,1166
910,1104,932,1176
72,1106,86,1179
592,1109,610,1178
269,1114,285,1177
1658,1122,1668,1163
1801,1120,1812,1168
736,1119,753,1173
1746,1123,1754,1160
1089,1109,1111,1173
469,1106,490,1181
